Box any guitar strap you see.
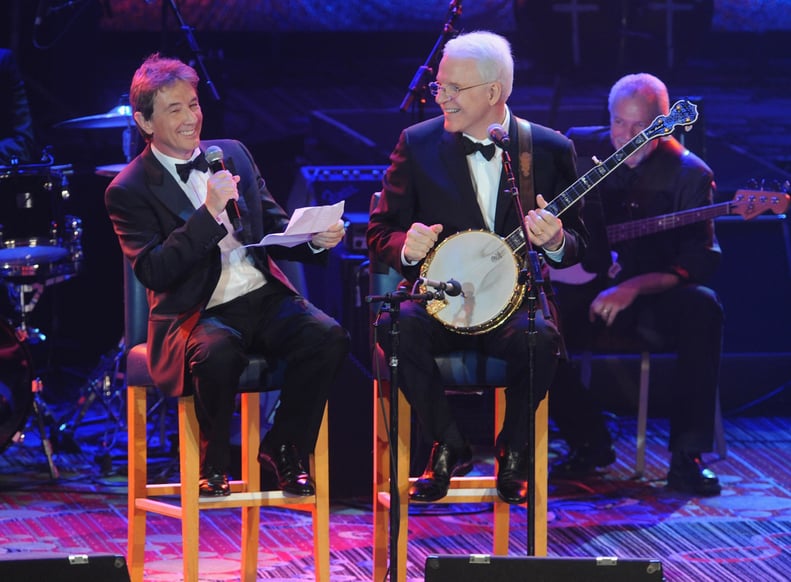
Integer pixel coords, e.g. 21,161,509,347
515,117,562,327
515,116,535,213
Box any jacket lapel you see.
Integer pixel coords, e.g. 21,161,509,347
141,146,195,223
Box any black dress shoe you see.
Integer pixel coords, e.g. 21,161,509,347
409,442,473,502
551,443,616,480
258,442,315,496
667,452,721,496
496,446,528,505
199,466,231,497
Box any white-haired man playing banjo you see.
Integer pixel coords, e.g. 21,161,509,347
367,31,589,505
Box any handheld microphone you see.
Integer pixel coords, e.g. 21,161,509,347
205,145,242,233
487,123,510,148
420,277,463,297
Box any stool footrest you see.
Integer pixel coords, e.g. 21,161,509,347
138,490,318,512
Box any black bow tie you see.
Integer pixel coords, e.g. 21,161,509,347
462,136,497,161
175,154,209,183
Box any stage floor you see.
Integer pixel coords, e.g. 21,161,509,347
1,400,790,581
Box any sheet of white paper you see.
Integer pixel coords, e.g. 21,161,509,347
246,201,345,248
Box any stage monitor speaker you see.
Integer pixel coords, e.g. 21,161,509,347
425,555,664,581
0,554,130,581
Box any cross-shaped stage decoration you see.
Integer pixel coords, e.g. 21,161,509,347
552,0,600,67
646,0,696,69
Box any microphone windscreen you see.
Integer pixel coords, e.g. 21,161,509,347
205,145,224,164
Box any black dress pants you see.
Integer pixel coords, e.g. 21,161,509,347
376,298,562,453
185,285,349,472
551,283,723,454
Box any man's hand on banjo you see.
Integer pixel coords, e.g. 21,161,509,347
404,222,443,263
525,194,564,252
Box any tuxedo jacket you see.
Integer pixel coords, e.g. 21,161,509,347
105,139,326,397
367,113,589,284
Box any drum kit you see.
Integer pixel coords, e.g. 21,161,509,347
54,98,136,174
0,153,81,478
0,102,133,477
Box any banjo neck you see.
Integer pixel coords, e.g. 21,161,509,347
502,99,699,257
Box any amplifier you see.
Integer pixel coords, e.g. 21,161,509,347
425,555,665,581
344,211,369,252
711,214,791,352
287,165,387,215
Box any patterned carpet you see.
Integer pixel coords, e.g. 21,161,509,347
1,410,790,581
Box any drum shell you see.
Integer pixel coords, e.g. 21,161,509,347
0,170,67,242
0,169,82,281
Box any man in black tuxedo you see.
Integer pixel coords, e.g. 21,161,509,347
367,31,589,505
105,53,349,497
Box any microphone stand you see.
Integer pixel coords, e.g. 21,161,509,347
367,287,444,582
399,0,462,118
162,0,221,102
500,145,549,557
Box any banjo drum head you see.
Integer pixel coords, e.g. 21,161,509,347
421,230,524,334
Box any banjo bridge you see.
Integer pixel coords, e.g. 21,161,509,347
490,248,506,262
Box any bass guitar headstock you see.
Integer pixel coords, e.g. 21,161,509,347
733,179,791,219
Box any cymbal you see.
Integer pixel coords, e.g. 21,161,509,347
55,104,133,129
0,162,72,174
95,163,128,178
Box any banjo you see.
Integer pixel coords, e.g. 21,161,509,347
420,99,699,334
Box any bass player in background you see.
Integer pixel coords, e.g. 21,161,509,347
550,72,724,496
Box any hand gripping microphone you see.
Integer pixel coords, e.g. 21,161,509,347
487,123,511,148
205,145,242,233
420,277,463,297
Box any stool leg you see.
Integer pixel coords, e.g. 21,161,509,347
127,385,148,582
714,390,727,459
241,393,261,582
396,389,410,582
635,352,651,478
534,394,549,556
372,380,390,582
373,382,410,582
492,387,509,555
312,405,331,582
180,396,200,582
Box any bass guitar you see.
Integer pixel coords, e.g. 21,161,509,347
550,188,791,285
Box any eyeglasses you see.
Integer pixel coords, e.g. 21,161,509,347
428,80,493,98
